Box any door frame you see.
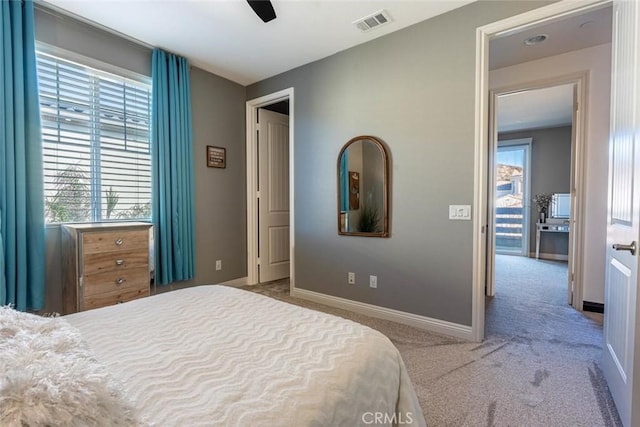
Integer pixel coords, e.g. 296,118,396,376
486,75,587,305
472,0,610,342
246,88,295,287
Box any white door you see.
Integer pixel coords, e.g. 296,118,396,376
258,108,290,283
602,2,640,426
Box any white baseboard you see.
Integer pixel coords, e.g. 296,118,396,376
291,287,473,341
528,252,568,261
219,277,248,288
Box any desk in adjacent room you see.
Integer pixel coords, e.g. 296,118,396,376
535,222,570,259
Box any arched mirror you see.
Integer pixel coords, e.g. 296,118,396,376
337,136,389,237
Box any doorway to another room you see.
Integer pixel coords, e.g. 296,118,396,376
485,76,603,349
486,80,604,352
246,88,295,287
473,2,614,344
489,83,576,306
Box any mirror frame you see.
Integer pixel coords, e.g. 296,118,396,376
337,135,389,237
551,193,571,219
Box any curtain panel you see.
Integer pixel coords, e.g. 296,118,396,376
151,49,195,285
0,0,46,310
340,152,348,212
0,211,5,304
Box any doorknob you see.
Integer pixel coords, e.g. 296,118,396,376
613,241,636,256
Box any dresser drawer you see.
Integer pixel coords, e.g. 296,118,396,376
83,287,149,310
83,266,149,297
83,229,149,254
83,249,149,275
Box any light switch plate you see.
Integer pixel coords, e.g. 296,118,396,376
449,205,471,220
369,275,377,288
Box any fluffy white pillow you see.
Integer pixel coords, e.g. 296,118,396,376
0,306,141,426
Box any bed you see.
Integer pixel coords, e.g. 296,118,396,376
2,285,425,426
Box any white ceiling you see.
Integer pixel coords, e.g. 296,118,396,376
497,84,574,133
492,5,612,133
42,0,475,86
490,5,612,70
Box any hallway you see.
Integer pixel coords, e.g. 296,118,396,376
487,254,601,342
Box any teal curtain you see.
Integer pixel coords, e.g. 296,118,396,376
0,211,5,305
0,0,46,310
151,48,195,285
340,152,349,211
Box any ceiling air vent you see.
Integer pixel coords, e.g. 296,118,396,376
353,10,392,32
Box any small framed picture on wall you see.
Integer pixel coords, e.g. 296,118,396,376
207,146,226,168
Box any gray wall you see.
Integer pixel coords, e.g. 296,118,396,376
37,6,247,313
187,67,247,289
35,7,150,76
247,1,550,326
499,126,572,256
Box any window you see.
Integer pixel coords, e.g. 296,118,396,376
495,140,531,256
36,50,152,224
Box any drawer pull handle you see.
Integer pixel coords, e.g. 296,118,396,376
115,238,124,246
116,278,126,285
115,259,125,266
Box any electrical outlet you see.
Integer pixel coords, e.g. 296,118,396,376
369,275,377,288
216,260,222,271
348,272,355,285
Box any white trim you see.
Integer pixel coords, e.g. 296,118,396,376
569,77,587,311
246,88,295,288
528,253,569,262
291,288,473,341
472,22,490,343
496,138,533,147
472,0,611,342
218,277,248,288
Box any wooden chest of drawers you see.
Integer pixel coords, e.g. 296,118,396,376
61,222,153,314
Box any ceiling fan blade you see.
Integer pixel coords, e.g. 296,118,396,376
247,0,276,23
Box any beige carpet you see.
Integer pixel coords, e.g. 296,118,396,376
241,255,621,426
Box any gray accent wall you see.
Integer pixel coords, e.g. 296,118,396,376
188,68,247,288
37,7,247,313
499,126,572,256
35,6,151,76
247,1,550,326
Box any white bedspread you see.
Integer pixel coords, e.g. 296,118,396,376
65,285,425,427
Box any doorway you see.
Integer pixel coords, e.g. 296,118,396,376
246,88,295,287
487,81,580,305
472,0,612,342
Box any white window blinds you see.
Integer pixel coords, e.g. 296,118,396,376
36,51,152,224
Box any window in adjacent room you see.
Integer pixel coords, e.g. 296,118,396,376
36,49,152,224
494,141,531,256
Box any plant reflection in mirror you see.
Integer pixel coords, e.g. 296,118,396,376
358,191,380,232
